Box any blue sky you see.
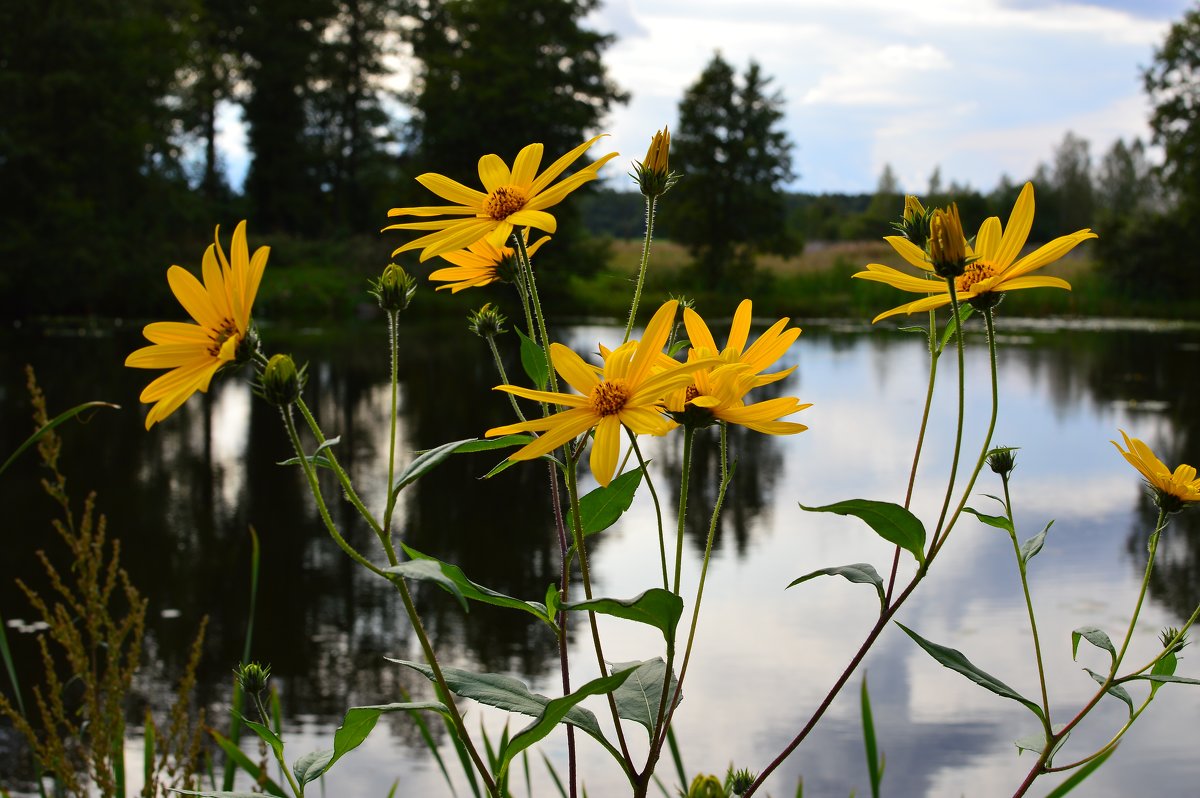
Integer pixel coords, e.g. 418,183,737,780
216,0,1193,195
587,0,1194,193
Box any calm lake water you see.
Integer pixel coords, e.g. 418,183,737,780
2,314,1200,797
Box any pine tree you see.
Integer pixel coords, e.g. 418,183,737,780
662,53,796,290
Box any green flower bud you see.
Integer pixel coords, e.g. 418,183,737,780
685,774,725,798
234,661,272,696
891,194,931,249
257,354,304,407
467,303,508,339
371,262,418,312
727,767,755,796
987,446,1018,477
1160,626,1188,654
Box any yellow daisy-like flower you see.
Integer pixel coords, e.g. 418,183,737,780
125,221,267,429
666,363,811,434
428,230,549,293
1113,430,1200,513
683,299,800,387
485,300,707,486
852,182,1097,322
385,136,618,262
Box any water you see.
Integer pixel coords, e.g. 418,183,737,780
2,315,1199,797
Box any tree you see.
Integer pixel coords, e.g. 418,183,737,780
1096,137,1159,217
663,53,797,290
1144,3,1200,218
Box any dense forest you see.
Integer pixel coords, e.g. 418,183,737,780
2,0,1198,317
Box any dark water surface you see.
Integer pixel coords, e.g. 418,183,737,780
3,315,1200,797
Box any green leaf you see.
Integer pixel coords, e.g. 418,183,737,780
569,466,644,536
314,436,341,454
801,500,926,565
787,564,885,610
1134,673,1200,686
517,327,549,391
562,588,683,642
500,666,638,775
938,303,974,351
453,434,535,453
1149,650,1180,697
1083,669,1134,717
1071,627,1116,663
392,438,475,495
610,659,679,737
388,544,555,627
205,729,287,798
1043,746,1116,798
0,400,119,479
239,716,285,766
861,676,883,798
169,792,274,797
276,454,335,470
388,660,628,767
1014,725,1069,762
293,750,334,786
963,507,1013,534
1021,521,1054,564
897,623,1045,722
668,339,691,357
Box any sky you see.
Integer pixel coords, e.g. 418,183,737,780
216,0,1195,195
583,0,1194,193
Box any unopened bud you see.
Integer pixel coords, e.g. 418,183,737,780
987,446,1018,477
685,775,725,798
632,127,680,198
892,195,931,249
234,661,272,696
728,767,756,796
467,303,508,339
257,353,304,407
371,262,417,312
929,204,969,279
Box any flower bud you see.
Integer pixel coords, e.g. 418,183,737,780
632,127,680,198
685,775,725,798
467,303,508,339
986,446,1018,477
234,661,272,696
892,194,931,249
929,203,969,278
728,767,756,796
257,353,304,407
371,262,418,312
1160,626,1189,654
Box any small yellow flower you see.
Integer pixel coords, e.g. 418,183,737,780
428,230,549,293
666,363,810,434
485,300,708,486
125,221,267,429
1113,430,1200,512
852,182,1097,322
385,136,618,262
682,299,800,386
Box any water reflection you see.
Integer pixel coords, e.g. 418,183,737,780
2,316,1200,796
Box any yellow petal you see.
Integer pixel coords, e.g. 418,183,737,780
1004,230,1097,280
416,172,488,207
551,344,601,396
885,236,934,271
683,307,718,354
478,154,512,193
126,343,208,369
974,217,1002,262
994,182,1034,268
510,143,544,187
529,135,608,196
142,322,213,344
627,300,677,385
506,209,557,233
726,299,752,354
167,265,222,329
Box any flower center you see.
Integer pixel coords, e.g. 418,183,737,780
684,384,701,403
484,186,527,221
956,261,999,292
208,319,240,358
590,379,630,417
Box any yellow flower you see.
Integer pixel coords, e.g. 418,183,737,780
666,363,811,434
485,300,706,486
385,136,618,262
125,221,267,429
428,230,549,293
852,182,1097,322
1113,430,1200,512
682,299,800,386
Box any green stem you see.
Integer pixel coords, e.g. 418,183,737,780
254,693,303,797
1010,507,1169,797
488,335,526,421
383,310,401,550
294,397,385,542
672,428,695,596
1003,474,1052,730
627,430,670,590
623,195,658,344
513,232,559,394
931,279,966,547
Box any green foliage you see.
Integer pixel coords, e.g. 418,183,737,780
800,499,926,566
787,565,885,611
609,659,679,738
662,53,798,289
569,466,645,536
562,589,684,642
1144,4,1200,218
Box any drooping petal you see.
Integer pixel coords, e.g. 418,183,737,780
589,416,623,486
506,209,557,233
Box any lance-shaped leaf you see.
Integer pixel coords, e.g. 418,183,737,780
1021,521,1053,564
500,666,638,774
277,436,341,469
517,327,549,390
897,623,1045,722
206,729,287,797
1071,626,1116,664
569,466,644,536
388,660,625,765
787,564,885,610
392,438,475,495
938,303,974,351
801,500,926,565
562,589,683,643
239,716,285,767
170,792,274,797
295,701,450,785
1014,724,1069,762
1083,668,1134,717
963,506,1013,534
1,400,119,478
1044,746,1116,798
610,659,680,737
385,544,555,627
